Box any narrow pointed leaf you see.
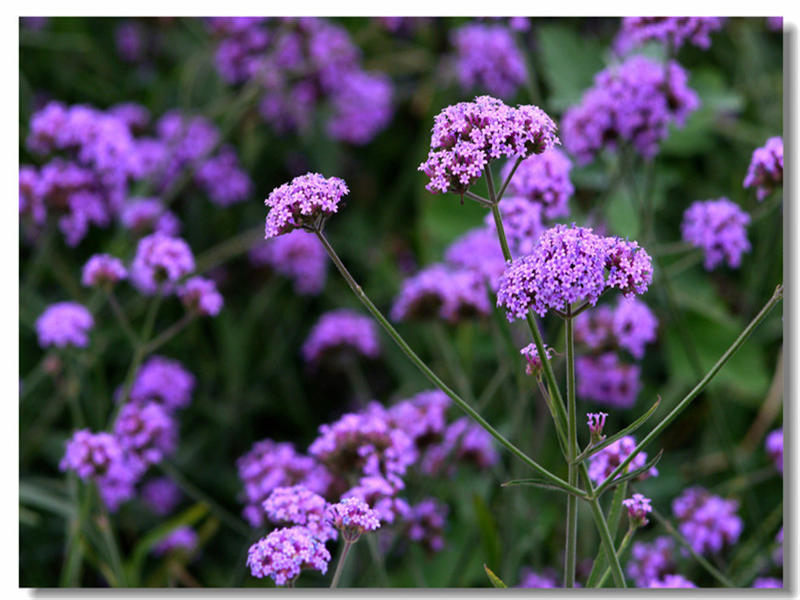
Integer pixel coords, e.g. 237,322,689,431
501,478,586,499
484,564,508,588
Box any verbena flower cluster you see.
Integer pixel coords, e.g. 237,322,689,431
130,232,196,294
250,230,328,295
404,498,448,552
130,355,196,411
766,428,783,473
419,95,558,195
681,198,751,270
575,297,658,359
672,486,743,555
326,497,382,542
264,172,349,238
615,17,725,53
563,56,699,164
208,17,393,145
120,197,181,237
35,302,94,349
153,526,198,556
499,148,574,219
302,309,381,366
82,254,128,288
743,136,783,201
623,493,653,527
451,24,526,98
263,485,337,542
588,435,658,485
627,536,675,587
246,526,332,585
520,343,555,377
141,477,182,515
496,224,653,320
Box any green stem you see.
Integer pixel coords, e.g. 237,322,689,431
597,527,635,587
330,540,353,588
105,290,137,347
495,156,523,203
564,315,578,587
142,314,195,355
594,284,783,497
314,230,583,497
96,501,127,587
585,480,628,587
583,468,626,588
431,323,474,402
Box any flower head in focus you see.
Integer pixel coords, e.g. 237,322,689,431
264,172,348,238
246,526,331,585
623,493,653,527
326,497,381,542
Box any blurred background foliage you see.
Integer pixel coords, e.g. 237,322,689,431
19,16,782,587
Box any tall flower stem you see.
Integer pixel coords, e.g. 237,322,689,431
596,527,635,587
330,540,353,589
563,313,578,587
313,230,583,496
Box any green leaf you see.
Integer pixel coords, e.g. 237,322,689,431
501,478,585,498
20,481,75,519
483,563,507,588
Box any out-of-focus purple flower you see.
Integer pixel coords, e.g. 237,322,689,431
21,17,49,31
247,526,331,585
141,477,182,515
753,577,782,588
484,197,544,256
36,302,94,349
612,297,658,359
264,172,349,238
113,401,178,473
194,146,252,206
109,103,151,133
421,417,498,476
301,309,380,366
391,263,491,323
131,232,195,294
237,439,332,528
577,353,640,408
775,527,783,566
115,21,146,63
120,198,181,237
518,569,558,588
153,526,198,555
575,305,615,350
82,254,127,288
672,486,743,555
648,574,697,588
628,536,675,587
500,149,574,219
623,493,653,527
327,71,393,145
387,390,450,452
419,96,559,195
263,485,337,542
766,429,783,473
766,17,783,31
405,498,448,552
326,497,381,542
743,136,783,201
519,343,555,377
563,56,699,164
681,198,751,270
178,276,224,317
587,412,608,444
250,230,328,295
451,24,526,98
616,17,725,53
588,435,657,485
130,356,196,412
444,228,508,292
19,166,46,225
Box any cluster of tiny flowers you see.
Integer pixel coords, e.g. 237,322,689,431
420,417,499,476
577,352,641,409
483,197,545,256
499,149,574,219
518,569,558,588
264,172,349,238
672,486,743,555
766,428,783,473
575,297,658,359
451,24,526,98
326,497,381,542
743,136,783,201
130,232,196,294
263,485,337,542
250,230,328,295
588,435,658,485
35,302,94,349
615,17,725,53
140,477,182,515
562,56,699,164
623,493,653,527
341,475,411,524
627,536,675,587
177,276,224,317
82,254,128,288
208,18,393,145
153,527,198,556
130,356,196,411
681,198,751,270
497,225,653,320
753,577,782,588
419,95,559,195
444,228,508,291
301,309,380,366
246,526,331,585
386,390,450,452
648,574,697,588
587,412,608,443
391,263,491,323
404,498,448,552
113,401,178,475
120,197,181,237
519,343,555,377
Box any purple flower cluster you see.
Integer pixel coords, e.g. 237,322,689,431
302,309,380,366
263,485,337,542
113,401,178,474
209,18,393,145
82,254,128,288
386,390,450,452
451,24,526,98
141,477,182,515
518,569,558,588
616,17,725,53
130,232,195,295
153,526,198,556
250,230,328,295
326,497,382,542
391,263,491,323
419,95,559,195
35,302,94,349
623,493,653,527
648,574,697,588
246,526,331,585
483,197,544,256
575,297,658,359
587,412,608,443
672,486,743,555
519,343,555,377
264,172,349,238
766,428,783,473
120,197,181,237
420,417,499,476
444,228,508,291
563,56,699,164
496,225,653,320
499,149,574,219
178,276,224,317
577,353,640,408
681,198,751,270
130,356,196,411
743,136,783,201
404,498,448,552
588,435,658,485
627,536,675,587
